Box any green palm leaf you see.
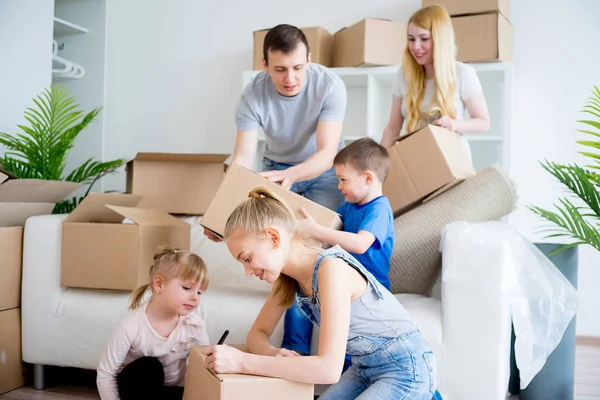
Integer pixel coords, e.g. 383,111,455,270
530,85,600,254
0,85,124,212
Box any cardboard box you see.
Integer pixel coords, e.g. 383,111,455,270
0,227,23,311
183,346,314,400
201,163,342,238
0,308,25,395
422,0,510,19
253,26,333,70
333,18,406,68
383,125,476,215
126,153,229,215
0,167,81,227
452,12,513,63
0,167,79,310
61,193,191,290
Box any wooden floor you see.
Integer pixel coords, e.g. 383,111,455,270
2,345,599,399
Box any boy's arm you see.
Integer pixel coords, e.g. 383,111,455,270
299,208,375,254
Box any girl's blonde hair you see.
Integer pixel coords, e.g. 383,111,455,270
224,187,300,308
403,5,458,133
130,246,209,310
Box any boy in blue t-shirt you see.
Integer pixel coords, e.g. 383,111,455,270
280,137,393,371
299,137,394,290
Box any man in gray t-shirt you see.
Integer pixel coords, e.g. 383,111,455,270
232,24,346,212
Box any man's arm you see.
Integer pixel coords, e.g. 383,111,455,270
261,75,347,187
285,120,342,181
231,130,258,170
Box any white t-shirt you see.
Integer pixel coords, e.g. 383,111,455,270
96,303,209,400
392,61,482,158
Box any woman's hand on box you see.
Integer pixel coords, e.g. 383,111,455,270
202,344,244,374
434,115,456,131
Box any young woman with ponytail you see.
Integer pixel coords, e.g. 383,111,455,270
201,187,437,399
97,247,209,400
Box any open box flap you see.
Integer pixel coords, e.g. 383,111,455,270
64,193,143,223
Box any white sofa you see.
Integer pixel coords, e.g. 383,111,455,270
21,214,512,399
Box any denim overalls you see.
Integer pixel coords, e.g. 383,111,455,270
296,245,437,400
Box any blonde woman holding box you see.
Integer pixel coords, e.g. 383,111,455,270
381,5,491,160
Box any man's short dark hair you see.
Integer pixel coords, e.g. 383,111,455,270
263,24,309,65
334,138,391,182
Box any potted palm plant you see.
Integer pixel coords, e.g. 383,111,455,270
0,85,125,214
529,85,600,253
518,86,600,400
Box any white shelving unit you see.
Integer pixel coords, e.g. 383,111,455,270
242,62,514,174
53,17,89,36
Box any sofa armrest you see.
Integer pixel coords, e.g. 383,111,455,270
440,237,512,400
21,214,68,364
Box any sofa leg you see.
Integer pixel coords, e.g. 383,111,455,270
33,364,45,390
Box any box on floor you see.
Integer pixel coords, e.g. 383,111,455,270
383,125,476,216
422,0,510,19
0,308,25,395
60,193,191,291
253,26,333,70
183,345,314,400
333,18,406,67
126,153,229,215
200,163,342,238
0,167,80,311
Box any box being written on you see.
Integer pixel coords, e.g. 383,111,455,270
183,345,314,400
383,124,476,216
201,163,342,238
60,193,191,291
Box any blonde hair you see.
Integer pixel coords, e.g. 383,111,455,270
130,246,209,310
224,187,300,308
403,5,458,133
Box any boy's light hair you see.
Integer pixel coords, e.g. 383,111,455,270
334,138,390,182
403,5,458,133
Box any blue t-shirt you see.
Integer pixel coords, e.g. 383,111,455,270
336,196,394,290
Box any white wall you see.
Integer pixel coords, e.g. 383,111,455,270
99,0,600,335
0,0,53,156
509,0,600,336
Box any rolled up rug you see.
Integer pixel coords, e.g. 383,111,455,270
389,165,517,295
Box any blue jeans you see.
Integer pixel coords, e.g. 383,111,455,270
263,158,344,356
262,158,344,212
319,330,438,400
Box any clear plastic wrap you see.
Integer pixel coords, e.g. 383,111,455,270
440,221,579,389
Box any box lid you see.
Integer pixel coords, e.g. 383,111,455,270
64,193,143,223
0,168,81,203
106,205,190,227
129,153,230,164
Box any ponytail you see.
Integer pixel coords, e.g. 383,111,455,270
130,283,150,310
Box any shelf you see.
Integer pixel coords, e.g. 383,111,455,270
465,135,504,142
243,62,511,89
53,17,89,36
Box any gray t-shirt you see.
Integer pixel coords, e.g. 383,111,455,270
235,63,347,165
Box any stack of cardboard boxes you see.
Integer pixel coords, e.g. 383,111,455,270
252,18,407,69
252,0,513,68
423,0,513,62
0,168,80,395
